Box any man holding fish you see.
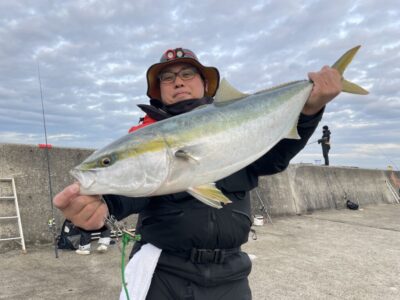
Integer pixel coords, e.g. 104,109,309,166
54,47,367,299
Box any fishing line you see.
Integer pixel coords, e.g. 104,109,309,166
375,145,399,171
120,231,142,299
37,62,58,258
331,169,359,208
321,170,339,209
121,233,133,300
105,215,141,299
306,139,318,146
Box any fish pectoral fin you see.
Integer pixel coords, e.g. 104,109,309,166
175,149,199,163
187,183,232,209
214,78,249,103
285,124,301,140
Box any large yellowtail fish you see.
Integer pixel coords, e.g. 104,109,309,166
71,46,368,208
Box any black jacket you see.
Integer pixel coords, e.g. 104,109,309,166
318,129,331,146
103,99,323,286
103,104,323,252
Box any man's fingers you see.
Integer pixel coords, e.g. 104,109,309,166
53,182,108,230
76,198,102,221
304,66,342,116
87,203,108,229
53,183,80,209
76,200,108,229
307,71,317,82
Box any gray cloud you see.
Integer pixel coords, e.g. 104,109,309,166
0,0,399,169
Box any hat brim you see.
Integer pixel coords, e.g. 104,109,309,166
146,58,220,100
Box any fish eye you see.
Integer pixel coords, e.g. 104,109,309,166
100,156,112,167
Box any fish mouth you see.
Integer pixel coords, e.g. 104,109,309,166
70,168,96,190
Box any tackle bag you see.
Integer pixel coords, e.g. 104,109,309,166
346,199,359,210
57,219,81,250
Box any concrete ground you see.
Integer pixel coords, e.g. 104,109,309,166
1,204,399,300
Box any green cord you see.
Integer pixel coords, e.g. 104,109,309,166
121,232,141,300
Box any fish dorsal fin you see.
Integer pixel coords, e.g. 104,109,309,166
214,78,249,103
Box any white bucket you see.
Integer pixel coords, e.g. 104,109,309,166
253,215,264,226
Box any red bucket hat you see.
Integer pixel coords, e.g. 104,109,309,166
146,48,220,100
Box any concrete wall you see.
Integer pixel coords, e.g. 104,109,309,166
250,164,398,217
1,143,398,252
0,143,92,252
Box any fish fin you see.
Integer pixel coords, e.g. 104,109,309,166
285,124,301,140
331,45,369,95
175,149,199,163
187,183,232,209
332,45,361,75
214,78,249,102
342,79,369,95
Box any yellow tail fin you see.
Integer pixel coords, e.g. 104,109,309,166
331,45,369,95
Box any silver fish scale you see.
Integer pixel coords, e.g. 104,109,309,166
74,80,313,197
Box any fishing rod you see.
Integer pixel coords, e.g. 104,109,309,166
37,62,59,258
306,139,319,146
376,145,399,171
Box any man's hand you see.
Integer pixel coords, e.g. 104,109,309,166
53,183,108,230
302,66,342,115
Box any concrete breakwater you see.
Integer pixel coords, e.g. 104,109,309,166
251,164,398,216
1,143,398,251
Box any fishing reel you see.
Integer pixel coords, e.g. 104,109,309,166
48,218,56,230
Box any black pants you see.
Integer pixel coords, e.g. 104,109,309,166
78,227,111,246
146,268,252,300
143,250,252,300
322,144,330,166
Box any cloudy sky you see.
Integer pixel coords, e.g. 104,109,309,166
1,0,399,170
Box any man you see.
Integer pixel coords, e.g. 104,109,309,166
318,125,331,166
75,225,111,255
54,47,342,299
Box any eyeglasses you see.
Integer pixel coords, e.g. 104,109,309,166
158,67,198,84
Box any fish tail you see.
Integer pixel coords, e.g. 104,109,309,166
331,45,369,95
